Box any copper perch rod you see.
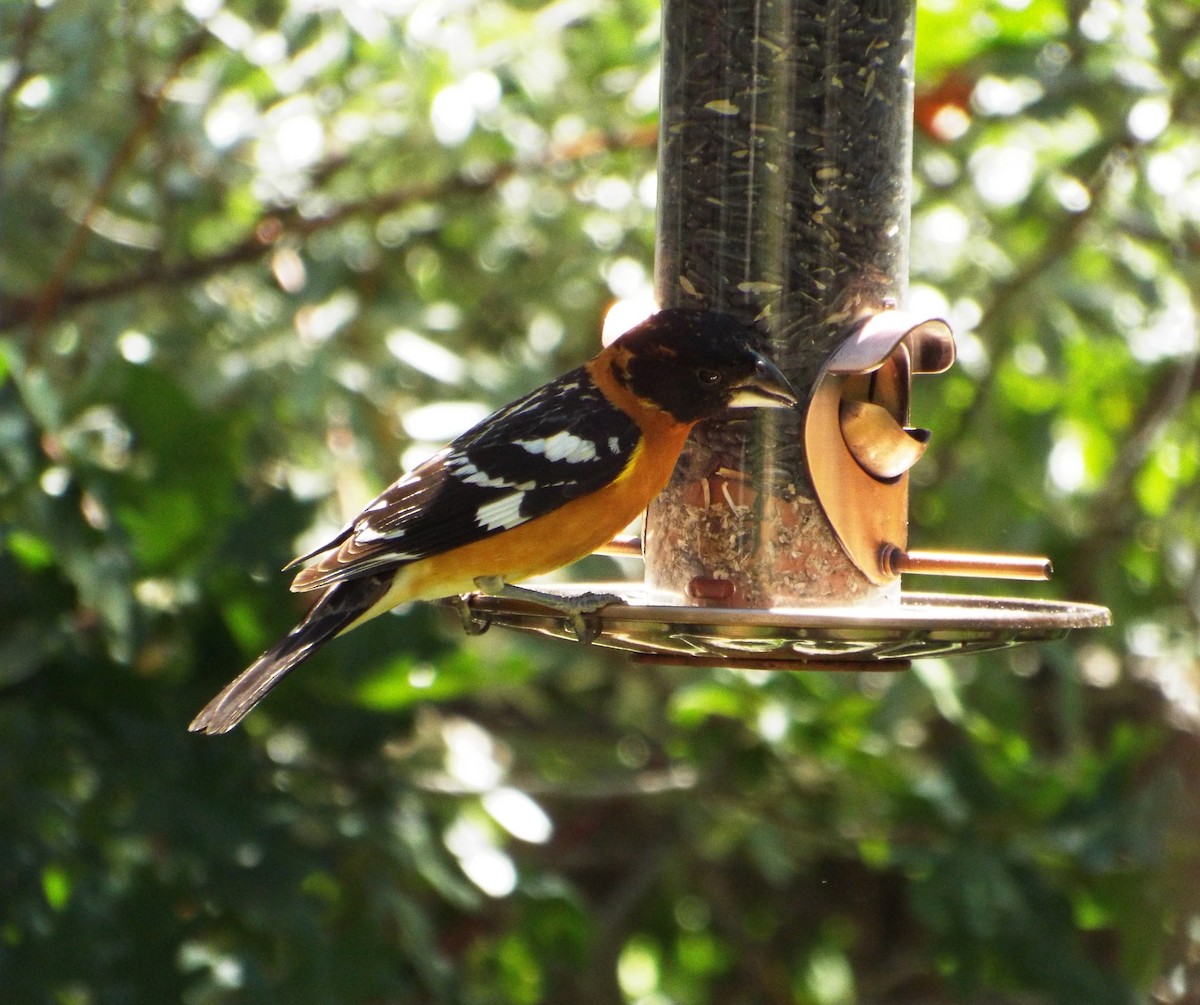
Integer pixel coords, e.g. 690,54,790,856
594,535,643,558
879,545,1052,581
596,539,1052,581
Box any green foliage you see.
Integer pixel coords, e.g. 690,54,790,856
2,0,1200,1002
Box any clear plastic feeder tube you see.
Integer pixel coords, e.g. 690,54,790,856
646,0,916,607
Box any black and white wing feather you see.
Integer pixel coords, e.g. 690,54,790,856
290,367,641,591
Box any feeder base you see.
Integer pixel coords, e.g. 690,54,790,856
444,585,1111,666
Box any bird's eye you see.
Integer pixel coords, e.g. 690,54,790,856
696,367,722,385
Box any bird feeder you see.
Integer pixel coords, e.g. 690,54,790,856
455,0,1109,657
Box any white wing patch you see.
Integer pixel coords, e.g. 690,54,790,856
516,430,598,464
448,457,534,491
356,524,400,543
475,491,530,532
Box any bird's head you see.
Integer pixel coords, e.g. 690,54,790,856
606,308,799,423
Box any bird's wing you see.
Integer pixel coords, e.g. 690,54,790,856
289,367,642,591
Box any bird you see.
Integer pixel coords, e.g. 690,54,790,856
189,308,797,733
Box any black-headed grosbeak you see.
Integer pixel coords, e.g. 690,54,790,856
190,308,796,733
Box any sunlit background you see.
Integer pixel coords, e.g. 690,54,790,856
3,0,1200,1001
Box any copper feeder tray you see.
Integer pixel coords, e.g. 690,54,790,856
449,585,1112,669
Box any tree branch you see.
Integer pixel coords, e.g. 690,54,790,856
23,30,209,352
1089,337,1200,530
932,5,1200,478
0,124,657,334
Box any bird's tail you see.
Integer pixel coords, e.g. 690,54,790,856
189,572,394,734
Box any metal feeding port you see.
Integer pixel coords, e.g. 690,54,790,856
450,0,1111,663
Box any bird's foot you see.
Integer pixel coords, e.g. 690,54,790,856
472,577,625,644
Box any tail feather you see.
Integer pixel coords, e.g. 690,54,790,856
189,572,393,734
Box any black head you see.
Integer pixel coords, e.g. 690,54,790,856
609,308,798,423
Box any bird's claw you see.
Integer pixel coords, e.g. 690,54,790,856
568,611,600,644
554,590,624,644
452,594,492,636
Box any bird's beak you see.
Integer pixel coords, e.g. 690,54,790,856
728,354,799,409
